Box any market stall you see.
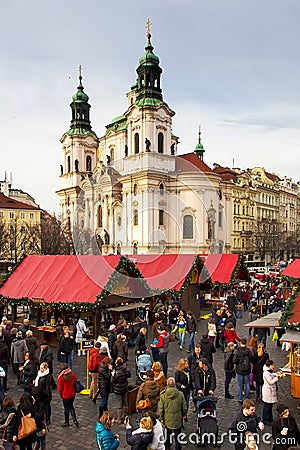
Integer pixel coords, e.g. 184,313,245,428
279,330,300,398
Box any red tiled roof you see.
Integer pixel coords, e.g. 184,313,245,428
176,153,214,173
213,166,237,181
0,193,40,211
265,171,280,183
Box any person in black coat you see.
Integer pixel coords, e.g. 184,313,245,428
98,356,112,417
12,392,46,449
224,342,236,399
194,358,216,397
135,328,148,355
39,342,53,374
0,396,17,445
252,343,269,402
0,337,10,391
272,403,300,450
200,333,216,366
34,362,52,426
175,358,192,413
125,416,153,450
20,351,38,394
112,357,131,424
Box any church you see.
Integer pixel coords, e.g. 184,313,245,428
57,25,229,255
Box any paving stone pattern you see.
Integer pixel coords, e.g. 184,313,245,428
6,313,298,449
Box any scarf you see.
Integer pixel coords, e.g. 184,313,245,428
34,368,49,387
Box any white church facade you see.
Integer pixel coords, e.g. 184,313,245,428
57,29,231,255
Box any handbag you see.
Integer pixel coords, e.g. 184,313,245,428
136,383,152,410
17,409,37,440
75,379,85,393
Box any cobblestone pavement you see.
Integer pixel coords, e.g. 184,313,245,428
5,312,298,449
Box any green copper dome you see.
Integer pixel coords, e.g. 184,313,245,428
139,35,160,66
194,128,205,160
72,75,89,103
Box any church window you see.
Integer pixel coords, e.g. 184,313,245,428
158,132,164,153
159,183,164,195
67,156,71,173
159,210,164,226
133,243,138,254
183,215,193,239
133,184,138,196
134,133,139,154
133,209,138,226
86,156,92,172
97,205,103,228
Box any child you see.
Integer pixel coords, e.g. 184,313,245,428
207,318,217,344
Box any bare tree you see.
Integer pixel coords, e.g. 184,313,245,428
253,218,280,262
41,214,74,255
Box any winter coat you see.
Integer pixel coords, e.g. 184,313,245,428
188,351,205,382
13,402,44,445
175,369,192,393
95,421,119,450
112,363,131,395
233,347,252,376
0,340,10,366
136,380,160,411
208,322,217,337
229,410,262,450
224,329,241,346
172,318,186,335
107,331,117,353
22,360,38,389
155,331,169,354
0,406,16,442
148,419,165,450
113,340,128,361
272,415,300,450
88,348,101,373
186,317,197,333
11,338,26,364
224,314,237,328
153,370,167,393
135,333,147,354
158,386,187,429
199,338,216,365
98,362,112,398
224,347,235,372
25,336,38,359
126,427,153,450
36,372,52,400
262,366,278,404
194,366,216,395
59,335,74,355
252,352,269,385
75,319,88,343
58,369,77,400
18,324,32,339
39,346,54,374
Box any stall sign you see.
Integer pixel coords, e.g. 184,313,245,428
82,339,94,350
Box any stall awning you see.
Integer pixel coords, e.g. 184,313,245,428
199,254,244,284
0,255,122,304
243,311,282,328
280,331,300,344
282,259,300,279
107,302,150,313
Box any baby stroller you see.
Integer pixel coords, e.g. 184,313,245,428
196,396,219,447
135,353,152,385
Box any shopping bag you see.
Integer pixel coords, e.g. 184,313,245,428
17,410,37,440
272,330,279,341
74,379,84,393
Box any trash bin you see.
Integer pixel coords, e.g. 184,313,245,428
127,385,139,414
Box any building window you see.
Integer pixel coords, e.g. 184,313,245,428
9,212,14,219
20,212,25,219
133,184,138,196
97,205,103,228
218,211,222,227
67,156,71,173
0,211,3,219
117,215,122,227
133,243,138,254
159,210,164,226
183,215,193,239
133,209,138,226
30,213,34,220
86,155,92,172
159,183,164,195
134,133,139,154
158,132,164,153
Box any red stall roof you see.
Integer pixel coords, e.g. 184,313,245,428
200,254,241,284
282,259,300,279
132,254,196,291
287,290,300,325
0,255,121,304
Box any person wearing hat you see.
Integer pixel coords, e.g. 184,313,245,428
224,341,236,399
11,331,26,385
272,404,300,450
18,318,33,339
107,324,117,355
39,341,54,375
88,342,101,400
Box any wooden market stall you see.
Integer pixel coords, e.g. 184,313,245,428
279,330,300,398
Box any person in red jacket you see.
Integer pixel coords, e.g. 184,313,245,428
224,322,241,346
57,363,79,428
88,342,101,400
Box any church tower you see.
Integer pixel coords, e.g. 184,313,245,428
57,67,98,227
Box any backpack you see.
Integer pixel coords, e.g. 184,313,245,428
241,353,250,372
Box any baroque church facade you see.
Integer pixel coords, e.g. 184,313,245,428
57,30,229,255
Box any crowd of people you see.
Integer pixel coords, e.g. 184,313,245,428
0,276,299,449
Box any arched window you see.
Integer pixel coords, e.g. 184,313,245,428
133,209,138,226
67,156,71,173
133,243,138,254
183,215,193,239
159,210,164,226
134,133,139,154
110,148,114,163
133,184,138,196
86,155,92,172
97,205,103,228
158,132,164,153
159,183,164,195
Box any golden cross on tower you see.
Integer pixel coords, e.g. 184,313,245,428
146,19,152,37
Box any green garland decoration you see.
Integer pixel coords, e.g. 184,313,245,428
280,287,300,331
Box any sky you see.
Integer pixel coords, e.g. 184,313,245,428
1,0,300,214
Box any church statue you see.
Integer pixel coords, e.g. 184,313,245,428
170,143,175,155
60,165,63,175
74,159,79,172
124,144,128,157
106,155,111,165
145,138,151,152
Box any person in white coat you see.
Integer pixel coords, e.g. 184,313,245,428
262,359,284,426
75,318,88,356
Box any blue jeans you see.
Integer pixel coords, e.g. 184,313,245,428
263,401,273,423
188,332,195,351
236,310,242,318
179,332,185,348
237,373,250,402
